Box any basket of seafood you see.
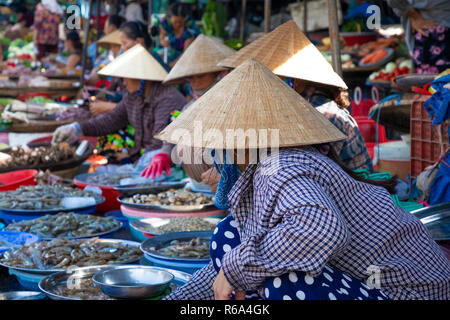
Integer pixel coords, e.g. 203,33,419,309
0,185,104,216
39,265,191,300
118,189,215,212
0,141,93,174
4,212,122,240
0,238,143,275
140,231,212,274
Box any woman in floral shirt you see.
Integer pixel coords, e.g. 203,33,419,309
159,2,200,67
33,0,62,60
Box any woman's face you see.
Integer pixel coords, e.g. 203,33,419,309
123,78,141,93
110,44,121,57
64,39,73,51
104,19,116,35
170,16,186,32
188,72,219,92
120,31,138,52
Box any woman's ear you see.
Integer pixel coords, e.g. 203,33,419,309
136,38,145,46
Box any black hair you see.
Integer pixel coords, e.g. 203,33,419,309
66,30,83,51
168,2,192,18
314,144,398,194
107,14,125,30
120,21,153,49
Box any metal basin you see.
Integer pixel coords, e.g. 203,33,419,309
92,265,174,299
0,291,46,300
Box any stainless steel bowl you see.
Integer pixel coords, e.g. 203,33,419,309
92,265,174,299
0,291,46,300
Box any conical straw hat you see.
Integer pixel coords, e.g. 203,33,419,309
97,30,122,48
98,44,168,81
156,59,346,150
163,35,235,84
218,20,348,90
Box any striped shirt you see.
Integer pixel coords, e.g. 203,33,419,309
165,147,450,300
310,95,374,173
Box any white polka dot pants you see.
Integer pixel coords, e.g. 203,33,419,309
211,215,389,300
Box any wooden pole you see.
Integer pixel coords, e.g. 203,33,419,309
264,0,271,33
327,0,342,76
148,0,152,25
240,0,247,42
81,0,93,86
303,0,307,34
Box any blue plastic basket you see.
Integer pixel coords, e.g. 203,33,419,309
0,231,41,254
8,268,47,291
0,207,96,224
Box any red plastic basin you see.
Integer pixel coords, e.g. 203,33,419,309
73,178,121,214
340,32,378,46
0,169,38,191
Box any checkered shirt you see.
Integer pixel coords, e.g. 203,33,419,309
310,95,374,173
165,147,450,300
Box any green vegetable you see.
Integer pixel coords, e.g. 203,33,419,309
224,38,243,50
201,0,228,39
399,59,413,70
384,62,396,73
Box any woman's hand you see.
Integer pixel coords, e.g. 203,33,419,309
408,9,438,36
201,168,221,193
213,268,245,300
90,101,115,116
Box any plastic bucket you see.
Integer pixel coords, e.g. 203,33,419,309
73,180,121,214
0,170,38,191
374,141,410,181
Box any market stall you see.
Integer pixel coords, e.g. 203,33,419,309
0,0,448,302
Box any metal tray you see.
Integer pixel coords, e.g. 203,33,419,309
0,291,46,300
115,181,187,196
131,217,220,236
358,48,394,68
0,196,105,216
39,264,191,300
118,196,216,212
0,142,94,174
394,73,436,92
411,202,450,241
73,172,140,187
37,221,123,241
0,239,142,275
140,230,212,263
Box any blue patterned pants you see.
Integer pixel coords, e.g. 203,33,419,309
210,215,389,300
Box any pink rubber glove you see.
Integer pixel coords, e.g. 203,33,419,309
140,152,171,179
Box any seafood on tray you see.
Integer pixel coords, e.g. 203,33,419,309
124,189,213,206
0,185,102,210
5,212,121,238
0,142,76,168
83,173,133,186
53,278,112,300
157,237,210,260
0,238,142,270
136,217,218,234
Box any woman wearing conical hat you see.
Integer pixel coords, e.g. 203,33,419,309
140,34,234,181
161,60,450,301
217,20,374,174
53,44,186,166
